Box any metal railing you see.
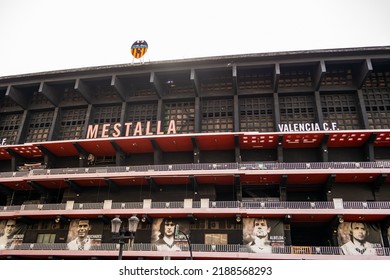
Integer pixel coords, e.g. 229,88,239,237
151,201,184,209
111,202,143,209
241,201,335,209
9,243,390,257
1,161,389,179
343,201,390,209
73,202,104,210
1,200,389,212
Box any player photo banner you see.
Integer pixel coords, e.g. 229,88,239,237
0,219,27,249
151,218,190,252
337,221,383,255
66,219,103,250
388,225,390,245
243,218,285,253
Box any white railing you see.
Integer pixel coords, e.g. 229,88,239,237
111,202,143,209
151,201,184,209
1,200,389,212
73,202,104,210
9,243,390,257
1,161,389,179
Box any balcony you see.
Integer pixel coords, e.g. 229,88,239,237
1,199,389,225
2,200,390,213
0,161,388,179
0,161,389,194
3,243,389,260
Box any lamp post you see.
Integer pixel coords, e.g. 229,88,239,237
176,227,193,260
111,215,139,260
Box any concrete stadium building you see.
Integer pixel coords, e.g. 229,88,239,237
0,46,390,259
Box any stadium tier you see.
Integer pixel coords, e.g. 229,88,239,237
1,46,390,259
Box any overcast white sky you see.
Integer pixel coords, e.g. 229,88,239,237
0,0,390,77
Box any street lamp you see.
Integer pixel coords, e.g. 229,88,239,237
111,215,140,260
175,225,193,260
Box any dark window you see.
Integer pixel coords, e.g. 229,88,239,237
59,107,87,140
62,88,84,103
0,113,22,144
201,99,233,132
363,89,390,129
164,101,195,133
363,70,390,89
31,91,51,106
279,69,312,88
321,67,353,86
321,93,361,130
239,96,274,132
279,94,316,124
126,103,158,134
93,105,121,136
25,110,54,142
238,69,272,90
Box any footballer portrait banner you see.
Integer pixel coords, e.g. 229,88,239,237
337,221,383,255
388,225,390,245
0,219,27,250
243,218,285,253
66,219,103,250
151,218,190,252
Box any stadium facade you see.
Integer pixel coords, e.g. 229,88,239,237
0,46,390,259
